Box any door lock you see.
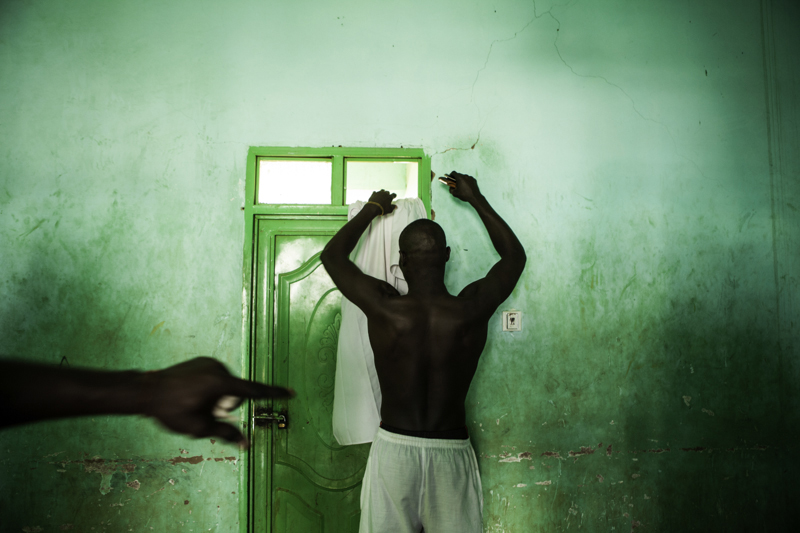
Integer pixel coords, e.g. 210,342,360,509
253,407,289,429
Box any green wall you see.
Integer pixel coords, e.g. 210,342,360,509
1,0,798,531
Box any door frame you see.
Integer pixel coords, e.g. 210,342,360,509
239,147,431,532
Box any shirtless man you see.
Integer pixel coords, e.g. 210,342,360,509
321,171,526,533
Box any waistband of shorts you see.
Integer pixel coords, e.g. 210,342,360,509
380,422,469,440
375,427,472,448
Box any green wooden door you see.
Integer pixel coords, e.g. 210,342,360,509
250,217,371,532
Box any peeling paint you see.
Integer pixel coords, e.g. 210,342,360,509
498,451,533,463
568,446,595,457
169,455,204,465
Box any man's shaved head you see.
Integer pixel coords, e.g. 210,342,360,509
398,220,450,277
399,219,447,256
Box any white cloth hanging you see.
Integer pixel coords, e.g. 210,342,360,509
332,197,427,445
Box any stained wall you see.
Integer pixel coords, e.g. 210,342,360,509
1,0,798,531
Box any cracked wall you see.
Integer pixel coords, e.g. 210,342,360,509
1,0,798,531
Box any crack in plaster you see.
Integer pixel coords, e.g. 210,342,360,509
434,2,558,159
431,116,490,158
545,7,710,180
469,1,558,103
445,0,709,182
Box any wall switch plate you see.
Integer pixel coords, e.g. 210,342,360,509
502,310,522,332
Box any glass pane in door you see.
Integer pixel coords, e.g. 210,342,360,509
345,161,418,204
257,159,332,204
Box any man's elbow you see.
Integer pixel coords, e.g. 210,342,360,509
510,248,527,278
320,247,333,269
320,246,344,271
512,246,527,267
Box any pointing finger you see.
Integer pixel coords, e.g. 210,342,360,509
226,377,295,399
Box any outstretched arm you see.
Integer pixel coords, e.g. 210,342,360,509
0,356,293,446
320,190,399,312
443,171,527,310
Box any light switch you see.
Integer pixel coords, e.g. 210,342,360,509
502,311,522,332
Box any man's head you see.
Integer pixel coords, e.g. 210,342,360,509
398,219,450,276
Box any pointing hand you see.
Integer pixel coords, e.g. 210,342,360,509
141,357,293,448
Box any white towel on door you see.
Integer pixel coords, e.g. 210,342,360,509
332,197,427,445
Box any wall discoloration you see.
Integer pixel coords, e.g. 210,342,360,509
2,0,799,531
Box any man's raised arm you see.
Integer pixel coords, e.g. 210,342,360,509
444,171,527,308
320,190,399,311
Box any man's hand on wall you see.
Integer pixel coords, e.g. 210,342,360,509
445,171,482,204
367,189,397,215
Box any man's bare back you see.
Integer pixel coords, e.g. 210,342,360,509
321,171,526,433
364,289,488,431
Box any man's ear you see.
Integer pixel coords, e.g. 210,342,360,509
444,246,451,262
399,250,406,268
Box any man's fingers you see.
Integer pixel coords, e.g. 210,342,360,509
213,395,243,418
226,377,294,399
206,421,247,447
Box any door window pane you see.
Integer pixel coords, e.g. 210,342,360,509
345,161,418,204
257,159,332,204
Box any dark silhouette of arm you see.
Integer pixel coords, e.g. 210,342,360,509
445,171,527,311
320,190,399,312
0,356,292,446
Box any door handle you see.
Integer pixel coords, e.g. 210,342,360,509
252,407,289,429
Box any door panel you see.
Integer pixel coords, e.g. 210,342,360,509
251,218,371,532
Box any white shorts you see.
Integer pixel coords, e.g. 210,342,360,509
359,428,483,533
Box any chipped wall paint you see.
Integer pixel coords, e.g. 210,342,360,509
1,0,799,531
